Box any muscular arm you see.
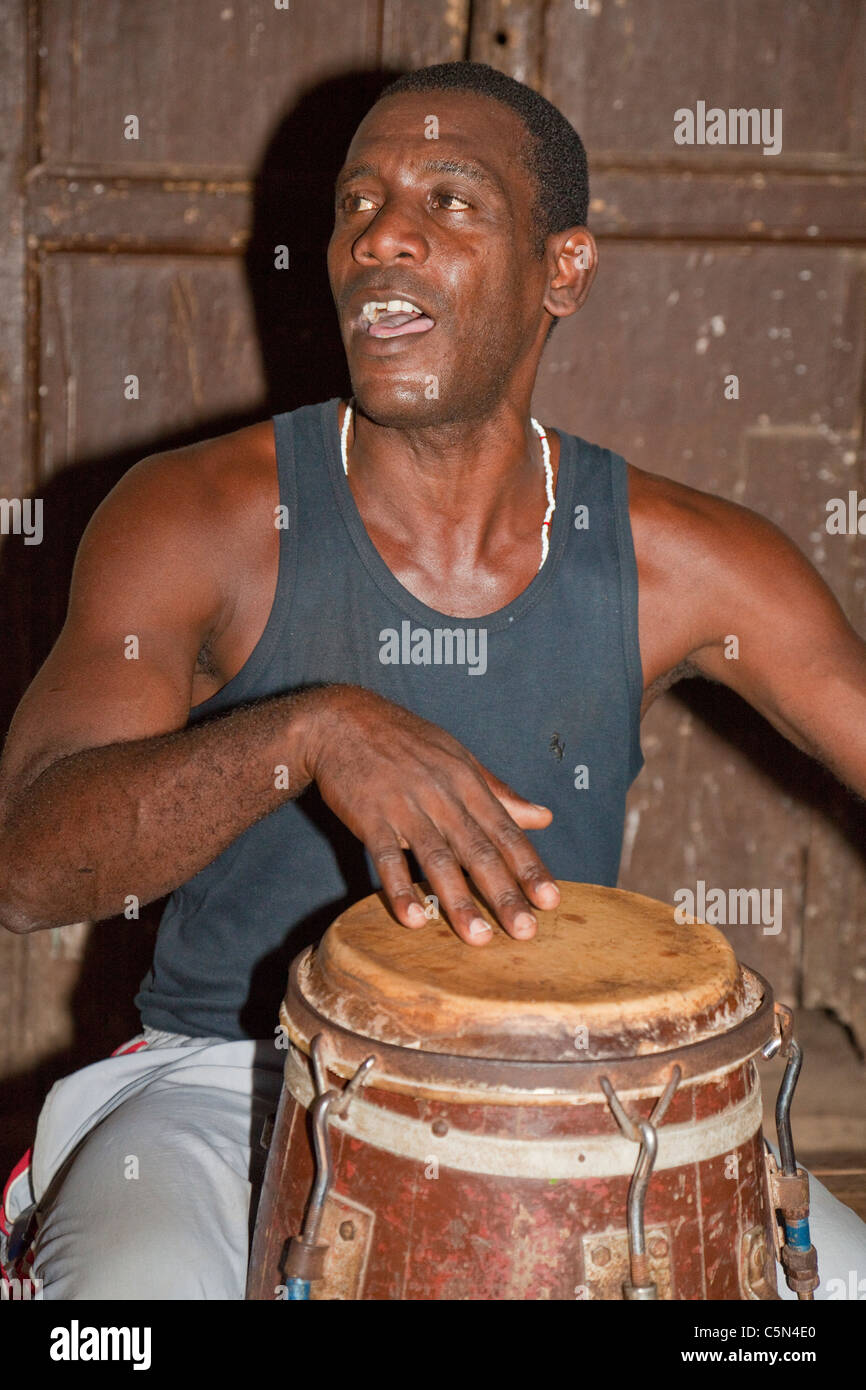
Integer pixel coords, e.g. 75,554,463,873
633,467,866,796
0,439,557,942
0,448,317,933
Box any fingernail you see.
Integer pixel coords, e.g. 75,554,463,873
406,902,426,926
531,803,549,812
514,912,536,936
467,917,492,939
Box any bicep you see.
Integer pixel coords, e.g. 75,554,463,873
691,511,866,781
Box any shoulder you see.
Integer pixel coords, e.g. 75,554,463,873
123,418,276,520
624,461,857,703
625,461,804,588
69,419,279,641
83,419,277,561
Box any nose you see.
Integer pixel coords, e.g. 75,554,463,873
351,195,428,266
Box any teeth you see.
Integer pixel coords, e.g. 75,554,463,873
361,299,423,323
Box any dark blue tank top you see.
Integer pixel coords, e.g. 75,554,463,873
136,398,644,1039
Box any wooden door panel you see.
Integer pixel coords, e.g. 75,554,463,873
534,244,866,480
544,0,866,163
39,0,381,173
39,252,264,467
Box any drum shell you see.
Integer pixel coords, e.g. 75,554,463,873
248,968,779,1301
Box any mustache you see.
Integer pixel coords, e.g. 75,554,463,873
339,283,442,317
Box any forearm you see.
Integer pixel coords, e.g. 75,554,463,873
0,688,321,933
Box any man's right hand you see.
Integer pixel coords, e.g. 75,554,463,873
303,684,560,944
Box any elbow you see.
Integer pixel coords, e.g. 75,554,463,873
0,904,38,934
0,849,47,934
0,885,40,933
0,879,43,934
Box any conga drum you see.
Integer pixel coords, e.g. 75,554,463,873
248,882,817,1300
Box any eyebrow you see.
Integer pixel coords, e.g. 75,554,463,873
335,156,505,197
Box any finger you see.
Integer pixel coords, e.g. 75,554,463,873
405,815,497,947
499,797,554,830
438,803,548,941
366,828,429,929
456,769,561,911
463,757,556,829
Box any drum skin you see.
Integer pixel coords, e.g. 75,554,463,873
247,884,780,1301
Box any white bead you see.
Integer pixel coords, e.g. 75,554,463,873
341,402,556,571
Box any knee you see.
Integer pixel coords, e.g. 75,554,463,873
32,1130,249,1300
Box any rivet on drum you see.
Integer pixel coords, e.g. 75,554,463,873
339,1221,356,1241
592,1247,611,1266
431,1119,449,1137
649,1237,668,1258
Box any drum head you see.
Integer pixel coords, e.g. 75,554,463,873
297,881,755,1061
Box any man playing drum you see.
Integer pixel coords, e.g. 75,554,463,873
1,61,865,1299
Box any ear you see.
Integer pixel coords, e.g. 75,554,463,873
543,227,598,325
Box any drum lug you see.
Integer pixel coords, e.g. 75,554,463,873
740,1226,780,1300
601,1065,681,1300
583,1227,673,1300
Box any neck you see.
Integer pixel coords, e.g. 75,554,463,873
340,399,559,560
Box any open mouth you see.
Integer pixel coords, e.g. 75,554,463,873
360,298,436,338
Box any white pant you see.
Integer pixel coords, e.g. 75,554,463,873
29,1028,284,1300
22,1026,866,1300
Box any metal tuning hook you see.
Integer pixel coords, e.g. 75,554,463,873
280,1033,377,1300
600,1065,682,1300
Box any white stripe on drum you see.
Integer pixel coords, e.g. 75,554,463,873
284,1048,763,1180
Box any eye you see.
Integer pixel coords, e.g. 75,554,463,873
340,192,376,212
434,191,472,210
338,188,473,215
